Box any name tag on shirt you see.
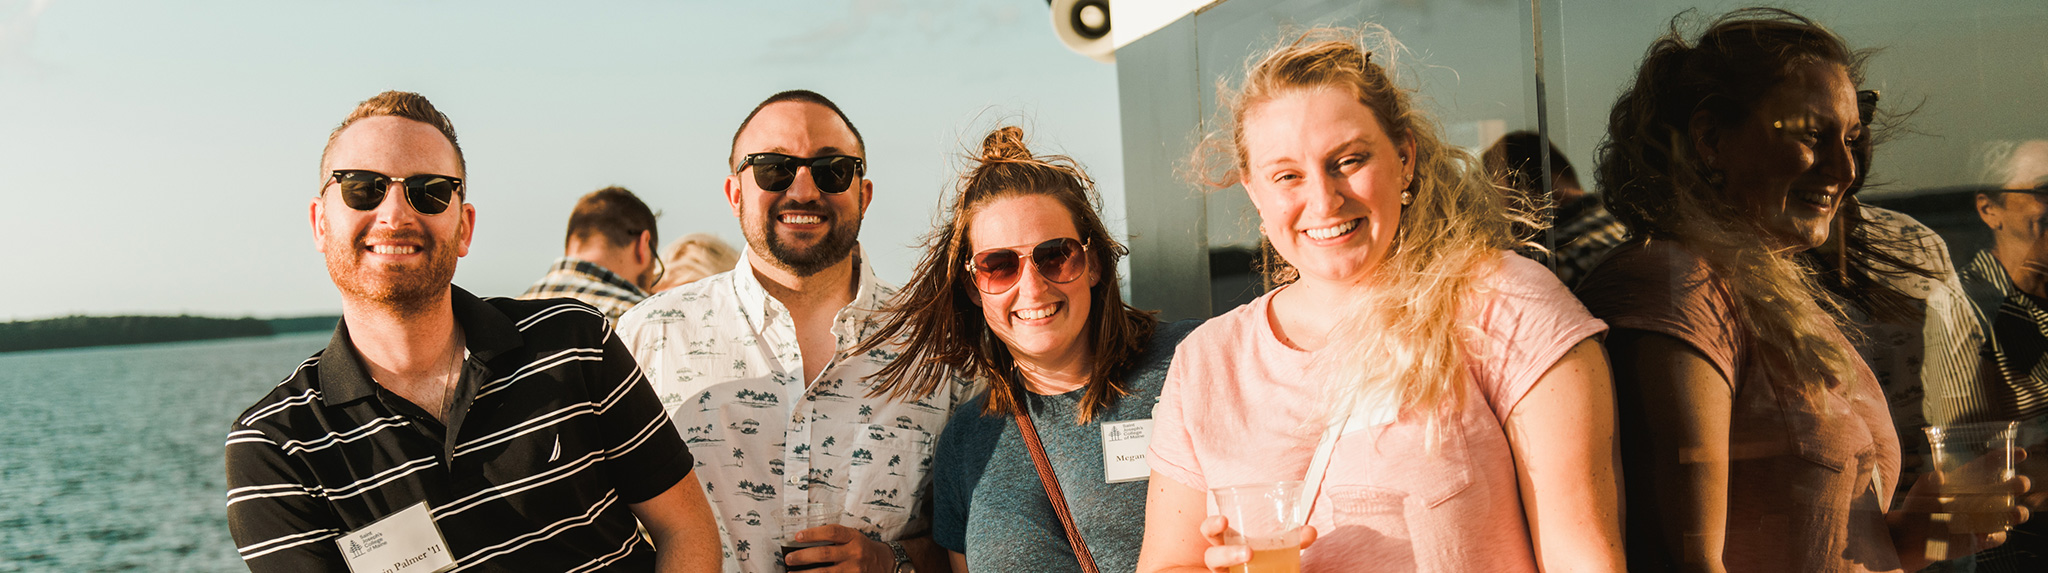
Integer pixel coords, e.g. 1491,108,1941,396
1101,419,1154,484
337,501,455,573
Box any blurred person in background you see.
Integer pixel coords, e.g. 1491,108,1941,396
1577,9,2028,572
519,185,662,320
860,125,1199,573
1482,130,1627,288
1135,26,1625,573
1965,139,2048,419
1961,138,2048,572
651,232,740,293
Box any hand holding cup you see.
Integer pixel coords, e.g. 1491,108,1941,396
1893,422,2034,565
1207,481,1316,573
1198,515,1316,572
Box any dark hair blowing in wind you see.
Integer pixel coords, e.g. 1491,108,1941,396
858,126,1155,423
1596,7,1870,388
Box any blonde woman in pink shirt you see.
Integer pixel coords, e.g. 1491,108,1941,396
1133,27,1626,573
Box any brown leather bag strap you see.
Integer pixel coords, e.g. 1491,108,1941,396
1013,407,1103,573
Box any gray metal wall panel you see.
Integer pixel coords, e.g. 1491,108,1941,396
1115,15,1212,321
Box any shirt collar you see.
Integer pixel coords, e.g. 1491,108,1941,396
317,285,522,406
730,245,886,328
550,256,650,298
1969,249,2015,296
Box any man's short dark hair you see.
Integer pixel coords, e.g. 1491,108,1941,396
1483,130,1580,195
566,186,659,251
728,89,866,170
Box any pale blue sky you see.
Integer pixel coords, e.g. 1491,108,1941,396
0,0,1123,321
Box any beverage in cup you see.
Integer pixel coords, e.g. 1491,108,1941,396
1212,480,1305,573
1924,422,2020,538
779,502,834,571
1239,539,1303,573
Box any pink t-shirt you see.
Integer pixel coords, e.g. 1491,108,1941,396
1576,239,1903,573
1149,253,1606,571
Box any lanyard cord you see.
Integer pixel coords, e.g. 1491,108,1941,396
1297,406,1355,525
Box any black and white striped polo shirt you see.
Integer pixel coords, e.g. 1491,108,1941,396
225,287,694,572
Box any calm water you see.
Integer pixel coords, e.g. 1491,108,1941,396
1,332,330,572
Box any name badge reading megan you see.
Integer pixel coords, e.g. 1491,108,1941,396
1101,419,1154,484
337,501,456,573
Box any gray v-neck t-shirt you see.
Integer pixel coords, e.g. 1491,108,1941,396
932,319,1199,573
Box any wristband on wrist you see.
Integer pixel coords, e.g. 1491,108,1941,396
885,540,912,573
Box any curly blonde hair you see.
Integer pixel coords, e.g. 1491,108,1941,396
1193,26,1533,423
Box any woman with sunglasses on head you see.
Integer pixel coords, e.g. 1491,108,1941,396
1575,8,2029,572
1134,26,1625,573
859,125,1198,573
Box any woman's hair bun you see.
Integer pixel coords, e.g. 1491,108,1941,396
979,125,1033,162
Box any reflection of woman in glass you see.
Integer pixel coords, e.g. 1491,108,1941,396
862,126,1197,573
1135,27,1624,572
1802,92,1992,502
1576,8,2026,571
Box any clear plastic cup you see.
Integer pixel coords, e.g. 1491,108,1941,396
1924,422,2020,537
1211,480,1305,573
778,502,834,571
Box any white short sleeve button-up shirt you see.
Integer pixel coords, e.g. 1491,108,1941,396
617,248,974,572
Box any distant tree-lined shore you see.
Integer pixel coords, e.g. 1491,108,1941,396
0,315,341,353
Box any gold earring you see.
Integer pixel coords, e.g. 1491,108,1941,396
1400,191,1413,205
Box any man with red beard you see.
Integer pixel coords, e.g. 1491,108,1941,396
617,90,972,573
225,91,718,573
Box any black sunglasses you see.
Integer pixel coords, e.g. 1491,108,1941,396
736,153,864,194
1857,89,1880,127
328,170,463,215
964,237,1090,294
2000,181,2048,196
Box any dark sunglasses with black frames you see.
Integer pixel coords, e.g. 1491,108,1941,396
1999,181,2048,197
736,153,865,194
1857,89,1879,129
327,170,464,215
